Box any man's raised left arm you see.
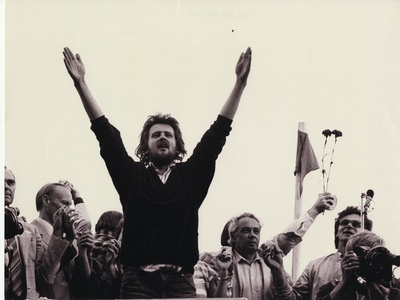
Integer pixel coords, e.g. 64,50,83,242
219,47,252,120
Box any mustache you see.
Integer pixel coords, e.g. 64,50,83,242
157,140,169,148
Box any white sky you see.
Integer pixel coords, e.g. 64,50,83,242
3,0,400,279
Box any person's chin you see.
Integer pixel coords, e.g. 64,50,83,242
4,196,13,206
158,150,171,157
151,154,174,166
341,233,354,240
248,242,259,248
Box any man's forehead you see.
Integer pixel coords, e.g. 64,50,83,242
342,214,361,221
52,185,72,198
4,169,15,180
149,123,174,133
237,217,260,228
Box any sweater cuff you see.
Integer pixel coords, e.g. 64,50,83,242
217,114,233,127
90,115,106,123
90,115,107,130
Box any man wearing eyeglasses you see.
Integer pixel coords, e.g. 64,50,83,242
266,206,373,300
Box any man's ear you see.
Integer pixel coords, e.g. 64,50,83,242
228,235,235,246
42,195,50,206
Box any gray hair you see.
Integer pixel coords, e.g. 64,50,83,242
227,212,262,246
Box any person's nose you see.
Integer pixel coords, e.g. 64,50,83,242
249,229,257,238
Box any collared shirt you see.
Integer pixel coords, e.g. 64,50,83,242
149,162,176,184
234,250,264,300
293,252,342,300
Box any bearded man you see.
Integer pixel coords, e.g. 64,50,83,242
63,46,252,298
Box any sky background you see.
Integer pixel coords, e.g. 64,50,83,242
3,0,400,279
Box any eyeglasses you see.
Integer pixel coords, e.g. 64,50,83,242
339,219,361,228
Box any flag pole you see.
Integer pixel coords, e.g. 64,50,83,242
292,122,306,281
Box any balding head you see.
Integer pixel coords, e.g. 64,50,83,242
4,166,16,206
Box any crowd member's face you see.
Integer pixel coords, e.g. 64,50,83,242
4,169,16,206
232,217,261,259
44,185,73,220
147,124,177,167
337,214,362,245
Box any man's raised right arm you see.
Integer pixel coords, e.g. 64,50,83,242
63,47,103,120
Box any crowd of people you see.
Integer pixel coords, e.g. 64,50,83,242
4,46,400,299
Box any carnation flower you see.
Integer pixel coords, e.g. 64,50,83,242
322,129,332,137
332,130,342,138
321,129,342,192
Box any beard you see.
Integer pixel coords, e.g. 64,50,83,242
149,150,176,168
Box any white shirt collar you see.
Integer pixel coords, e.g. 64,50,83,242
149,161,176,184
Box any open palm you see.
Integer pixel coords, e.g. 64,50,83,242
63,47,86,82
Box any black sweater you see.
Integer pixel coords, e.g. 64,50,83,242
91,115,232,273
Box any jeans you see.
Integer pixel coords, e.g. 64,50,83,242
120,267,196,299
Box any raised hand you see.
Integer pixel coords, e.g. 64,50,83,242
59,180,81,200
62,47,104,120
309,192,338,218
219,47,252,120
77,230,95,253
52,206,79,242
235,47,252,86
215,246,233,273
262,242,284,271
63,47,85,82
